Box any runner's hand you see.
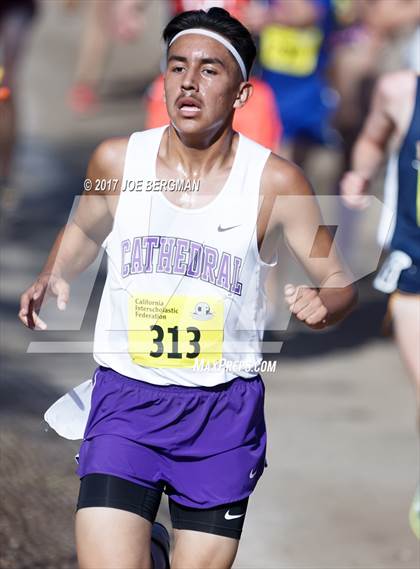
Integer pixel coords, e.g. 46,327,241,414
340,171,371,209
284,284,328,329
19,273,70,330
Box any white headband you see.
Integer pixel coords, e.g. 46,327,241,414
168,28,248,81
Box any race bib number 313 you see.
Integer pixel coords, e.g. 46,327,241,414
128,294,224,368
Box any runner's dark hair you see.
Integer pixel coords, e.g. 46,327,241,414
163,8,256,79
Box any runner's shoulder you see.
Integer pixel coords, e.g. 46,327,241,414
374,69,416,105
88,137,130,192
261,152,313,198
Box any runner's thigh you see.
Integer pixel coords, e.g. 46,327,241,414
75,506,153,569
170,496,249,569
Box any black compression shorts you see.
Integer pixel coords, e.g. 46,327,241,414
76,473,249,540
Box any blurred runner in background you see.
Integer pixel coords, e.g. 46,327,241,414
332,0,420,170
66,0,146,116
340,68,420,540
331,0,420,270
249,0,338,161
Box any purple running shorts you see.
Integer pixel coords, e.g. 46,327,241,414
76,366,267,509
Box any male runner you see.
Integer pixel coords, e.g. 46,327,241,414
20,8,356,568
340,69,420,539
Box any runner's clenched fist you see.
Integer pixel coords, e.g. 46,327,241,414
284,284,328,329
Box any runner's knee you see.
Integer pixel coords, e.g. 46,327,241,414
171,528,239,569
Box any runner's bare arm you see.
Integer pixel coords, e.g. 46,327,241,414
340,75,395,206
18,137,128,329
264,156,357,328
36,137,127,279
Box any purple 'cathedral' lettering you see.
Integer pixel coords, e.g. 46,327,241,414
131,237,143,274
215,252,231,290
121,239,131,278
186,241,203,278
142,236,160,273
157,237,176,273
201,245,219,285
173,238,189,275
120,235,243,296
230,256,243,295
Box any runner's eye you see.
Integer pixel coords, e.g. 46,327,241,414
202,68,217,76
171,65,185,73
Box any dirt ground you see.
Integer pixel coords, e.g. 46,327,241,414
0,2,418,568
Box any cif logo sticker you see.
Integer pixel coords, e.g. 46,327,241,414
192,302,214,320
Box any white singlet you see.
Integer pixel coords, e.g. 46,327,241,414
93,126,273,387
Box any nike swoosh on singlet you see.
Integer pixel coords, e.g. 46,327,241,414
224,510,245,520
217,224,241,232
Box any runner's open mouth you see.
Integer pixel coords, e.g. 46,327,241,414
177,97,202,111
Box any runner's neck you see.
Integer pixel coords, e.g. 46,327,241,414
161,125,239,180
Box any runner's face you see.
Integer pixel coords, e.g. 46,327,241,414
164,35,243,135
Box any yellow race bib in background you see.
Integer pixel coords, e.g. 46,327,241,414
260,25,323,76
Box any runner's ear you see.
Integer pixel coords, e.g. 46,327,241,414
233,82,253,110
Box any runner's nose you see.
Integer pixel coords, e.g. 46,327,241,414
181,68,199,92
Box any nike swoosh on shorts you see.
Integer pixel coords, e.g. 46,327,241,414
224,510,245,520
